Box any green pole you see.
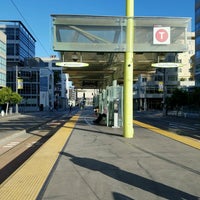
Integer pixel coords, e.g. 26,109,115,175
123,0,134,138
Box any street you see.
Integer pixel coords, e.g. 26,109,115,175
134,110,200,140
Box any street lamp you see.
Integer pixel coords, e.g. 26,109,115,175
56,62,89,68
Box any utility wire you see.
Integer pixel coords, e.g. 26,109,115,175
10,0,50,56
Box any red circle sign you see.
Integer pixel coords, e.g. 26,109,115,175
155,29,169,42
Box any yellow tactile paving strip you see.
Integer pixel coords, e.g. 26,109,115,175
134,120,200,150
0,114,80,200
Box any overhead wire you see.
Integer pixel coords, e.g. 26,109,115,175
9,0,50,56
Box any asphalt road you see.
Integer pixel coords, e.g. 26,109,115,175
134,110,200,140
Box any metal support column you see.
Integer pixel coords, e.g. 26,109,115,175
123,0,134,138
162,68,166,116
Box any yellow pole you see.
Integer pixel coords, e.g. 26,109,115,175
123,0,134,138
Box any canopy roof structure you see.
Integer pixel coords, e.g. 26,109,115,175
51,15,191,88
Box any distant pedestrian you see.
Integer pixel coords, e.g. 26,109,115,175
69,104,72,112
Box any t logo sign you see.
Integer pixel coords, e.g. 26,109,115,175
153,27,170,45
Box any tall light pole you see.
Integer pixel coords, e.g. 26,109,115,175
123,0,134,138
15,65,18,113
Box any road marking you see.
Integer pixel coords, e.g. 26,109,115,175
169,123,197,131
194,123,200,126
3,141,20,148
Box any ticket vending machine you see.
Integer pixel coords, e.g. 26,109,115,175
94,81,123,127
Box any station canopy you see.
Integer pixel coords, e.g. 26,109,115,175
51,15,191,88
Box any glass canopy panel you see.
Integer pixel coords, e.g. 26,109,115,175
52,15,126,52
51,15,191,53
134,17,191,52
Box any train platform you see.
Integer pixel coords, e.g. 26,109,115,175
0,107,200,200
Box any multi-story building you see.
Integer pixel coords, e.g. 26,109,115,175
195,0,200,86
41,57,68,110
134,31,195,111
0,20,35,67
0,20,70,112
0,20,36,106
178,32,195,82
0,31,6,88
15,65,40,112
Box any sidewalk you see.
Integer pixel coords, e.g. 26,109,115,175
0,110,69,144
40,107,200,200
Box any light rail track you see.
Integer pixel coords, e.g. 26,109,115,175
0,113,71,184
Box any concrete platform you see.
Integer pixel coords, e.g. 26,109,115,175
0,107,200,200
41,108,200,200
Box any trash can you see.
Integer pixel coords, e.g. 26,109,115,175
1,110,5,117
9,107,13,114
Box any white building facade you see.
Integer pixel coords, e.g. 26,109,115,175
0,31,6,88
177,32,195,83
195,0,200,86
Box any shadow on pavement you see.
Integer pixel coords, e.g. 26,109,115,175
112,192,134,200
60,152,199,200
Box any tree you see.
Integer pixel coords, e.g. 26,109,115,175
167,88,188,115
0,87,22,115
188,87,200,108
166,87,200,115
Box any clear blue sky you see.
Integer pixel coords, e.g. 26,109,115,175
0,0,195,57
